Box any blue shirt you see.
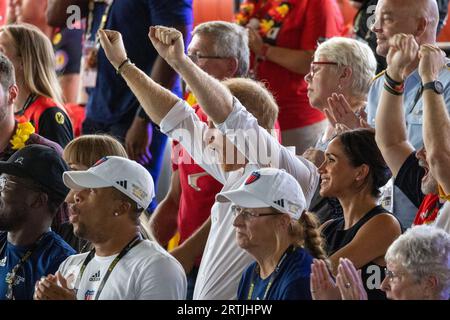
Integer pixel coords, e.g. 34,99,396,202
366,65,450,226
0,231,76,300
86,0,193,124
237,247,313,300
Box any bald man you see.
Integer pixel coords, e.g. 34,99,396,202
366,0,450,226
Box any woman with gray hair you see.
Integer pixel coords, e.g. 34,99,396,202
313,225,450,300
303,37,377,166
381,225,450,300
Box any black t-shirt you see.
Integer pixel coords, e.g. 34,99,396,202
322,205,395,300
394,152,426,208
38,107,74,149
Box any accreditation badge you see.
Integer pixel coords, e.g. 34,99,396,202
81,40,98,89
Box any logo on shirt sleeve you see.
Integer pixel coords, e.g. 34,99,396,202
55,50,68,72
55,112,65,125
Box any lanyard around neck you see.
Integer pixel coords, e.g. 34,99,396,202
2,232,48,300
86,0,115,43
246,245,295,300
74,235,142,300
15,93,37,116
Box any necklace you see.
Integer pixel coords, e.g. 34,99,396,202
15,93,37,117
9,122,35,151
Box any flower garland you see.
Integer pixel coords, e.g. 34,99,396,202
236,0,291,38
9,122,35,150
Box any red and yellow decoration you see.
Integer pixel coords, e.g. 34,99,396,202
438,185,450,201
10,122,35,150
236,0,291,38
184,91,198,107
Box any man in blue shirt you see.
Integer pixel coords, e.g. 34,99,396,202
47,0,193,213
366,0,450,226
0,145,76,300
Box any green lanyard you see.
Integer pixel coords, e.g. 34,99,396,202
74,235,142,300
246,245,295,300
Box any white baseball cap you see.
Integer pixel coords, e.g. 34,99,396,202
216,168,306,220
63,156,154,209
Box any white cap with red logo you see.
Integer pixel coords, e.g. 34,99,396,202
216,167,306,220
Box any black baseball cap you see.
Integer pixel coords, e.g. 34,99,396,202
0,145,69,205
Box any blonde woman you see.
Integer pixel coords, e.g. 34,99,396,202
0,23,73,147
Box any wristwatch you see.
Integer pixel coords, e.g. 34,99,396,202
423,80,444,94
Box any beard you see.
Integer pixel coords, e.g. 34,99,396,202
421,176,438,195
0,205,25,232
73,221,89,240
0,216,14,231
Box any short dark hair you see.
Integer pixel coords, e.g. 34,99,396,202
335,129,391,197
111,188,142,225
0,53,15,93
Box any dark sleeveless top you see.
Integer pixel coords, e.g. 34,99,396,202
322,205,397,300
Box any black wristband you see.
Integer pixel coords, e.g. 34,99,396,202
385,71,404,88
116,58,131,75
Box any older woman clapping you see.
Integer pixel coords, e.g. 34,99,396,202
303,37,377,165
312,225,450,300
217,168,327,300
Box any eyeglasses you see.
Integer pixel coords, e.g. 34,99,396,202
231,205,281,219
384,267,405,282
308,61,339,78
0,175,42,193
0,176,20,192
187,52,227,64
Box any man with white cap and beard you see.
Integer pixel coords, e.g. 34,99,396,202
34,156,186,300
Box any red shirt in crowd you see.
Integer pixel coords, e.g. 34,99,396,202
15,96,74,148
413,194,441,226
0,0,6,26
171,106,223,263
237,0,344,130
